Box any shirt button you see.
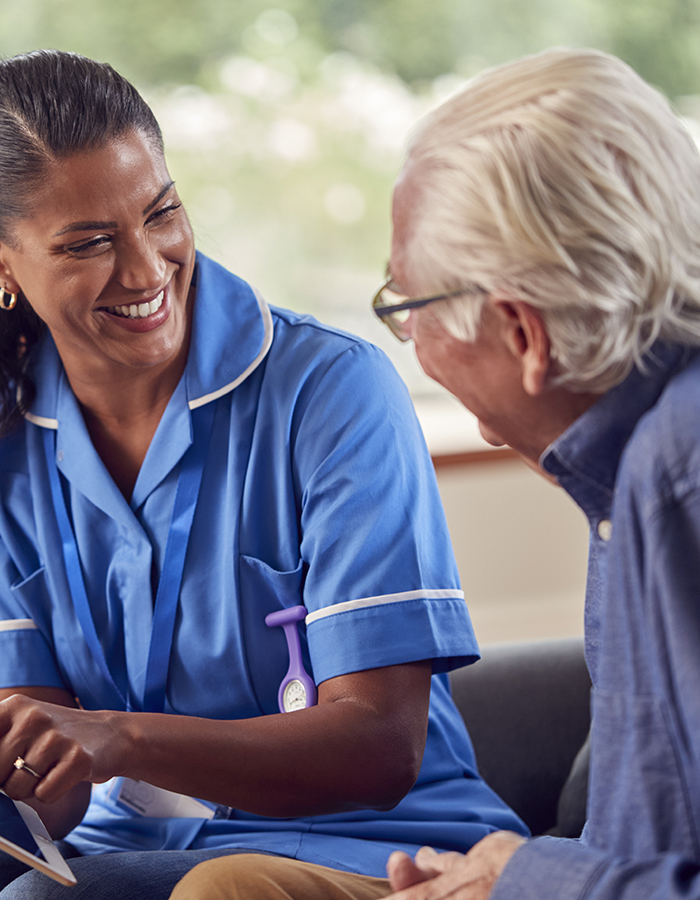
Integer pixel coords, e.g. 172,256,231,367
597,519,612,542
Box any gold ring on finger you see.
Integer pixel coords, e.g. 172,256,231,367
13,756,43,779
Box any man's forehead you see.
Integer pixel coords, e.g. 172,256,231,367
392,160,423,220
390,161,425,290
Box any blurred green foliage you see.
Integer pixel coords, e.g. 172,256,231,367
2,0,700,394
3,0,700,97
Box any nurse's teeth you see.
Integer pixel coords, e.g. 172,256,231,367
108,290,164,318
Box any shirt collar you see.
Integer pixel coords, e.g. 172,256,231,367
24,251,273,427
184,252,273,409
541,342,693,520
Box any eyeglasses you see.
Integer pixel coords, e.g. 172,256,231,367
371,277,486,342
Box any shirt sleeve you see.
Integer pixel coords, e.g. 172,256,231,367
0,541,67,690
492,836,700,900
290,340,479,683
0,437,66,690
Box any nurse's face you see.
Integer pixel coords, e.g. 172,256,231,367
0,129,196,382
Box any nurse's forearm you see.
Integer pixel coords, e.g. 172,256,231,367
122,661,432,817
7,662,431,819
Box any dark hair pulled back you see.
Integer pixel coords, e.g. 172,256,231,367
0,49,163,436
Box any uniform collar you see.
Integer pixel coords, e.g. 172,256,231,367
541,343,693,520
184,252,273,409
23,251,273,428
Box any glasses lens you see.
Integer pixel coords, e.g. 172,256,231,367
373,283,412,341
386,307,411,341
378,283,408,306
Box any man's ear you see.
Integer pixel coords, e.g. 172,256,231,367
492,298,552,396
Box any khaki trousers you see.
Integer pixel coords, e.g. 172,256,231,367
169,853,391,900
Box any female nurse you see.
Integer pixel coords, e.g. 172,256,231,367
0,50,525,900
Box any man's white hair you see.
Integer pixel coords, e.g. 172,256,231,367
404,47,700,392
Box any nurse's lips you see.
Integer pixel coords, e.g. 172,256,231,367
97,287,173,333
104,289,164,319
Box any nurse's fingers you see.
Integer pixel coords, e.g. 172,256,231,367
25,744,92,804
2,753,50,800
0,694,93,801
0,687,82,746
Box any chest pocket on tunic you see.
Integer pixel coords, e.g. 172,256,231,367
10,565,47,596
9,567,50,632
238,555,310,715
588,687,700,858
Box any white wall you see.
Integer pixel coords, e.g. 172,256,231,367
434,458,590,646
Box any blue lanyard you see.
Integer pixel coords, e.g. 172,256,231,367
43,401,215,713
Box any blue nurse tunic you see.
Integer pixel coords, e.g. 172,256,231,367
0,253,526,876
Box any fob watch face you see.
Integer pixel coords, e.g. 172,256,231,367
282,679,307,712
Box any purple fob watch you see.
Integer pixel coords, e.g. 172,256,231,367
264,606,318,712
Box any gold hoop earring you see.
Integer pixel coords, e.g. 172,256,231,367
0,288,17,311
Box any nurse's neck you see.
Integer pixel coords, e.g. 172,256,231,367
66,351,188,503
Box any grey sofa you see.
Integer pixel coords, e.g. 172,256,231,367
449,637,591,837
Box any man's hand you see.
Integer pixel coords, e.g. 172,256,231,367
386,831,527,900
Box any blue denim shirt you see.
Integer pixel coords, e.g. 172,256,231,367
493,342,700,899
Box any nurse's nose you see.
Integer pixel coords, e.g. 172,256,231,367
116,234,167,293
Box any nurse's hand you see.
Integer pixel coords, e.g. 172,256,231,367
385,833,526,900
0,687,113,836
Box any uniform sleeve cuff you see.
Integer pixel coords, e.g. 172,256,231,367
0,628,66,689
307,595,479,683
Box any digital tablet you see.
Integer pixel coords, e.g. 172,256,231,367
0,790,76,886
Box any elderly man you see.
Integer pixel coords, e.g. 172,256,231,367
374,46,700,900
169,48,700,900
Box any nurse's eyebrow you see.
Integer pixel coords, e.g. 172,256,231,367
53,219,118,237
52,181,176,237
142,180,176,216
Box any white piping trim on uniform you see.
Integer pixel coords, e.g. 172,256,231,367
18,382,59,429
20,293,273,422
188,292,274,410
0,619,37,632
22,412,58,429
305,589,466,625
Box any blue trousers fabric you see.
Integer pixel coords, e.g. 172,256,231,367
0,847,251,899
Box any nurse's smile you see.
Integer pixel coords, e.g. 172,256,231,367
99,286,172,333
104,288,164,320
